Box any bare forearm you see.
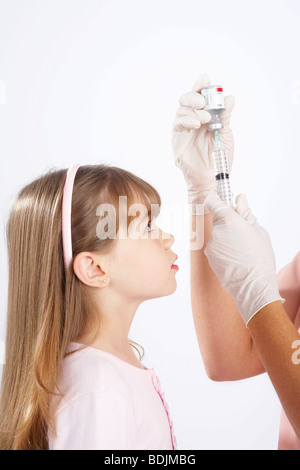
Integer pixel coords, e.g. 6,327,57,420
190,213,264,379
248,301,300,439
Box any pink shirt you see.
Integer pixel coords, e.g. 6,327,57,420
277,251,300,450
48,343,177,450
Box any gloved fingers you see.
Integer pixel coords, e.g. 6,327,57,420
179,91,206,109
235,193,257,224
203,191,233,222
173,113,210,132
191,73,211,92
204,192,257,227
176,105,212,122
173,115,201,132
219,95,235,130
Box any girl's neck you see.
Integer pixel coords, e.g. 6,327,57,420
75,331,145,370
76,297,144,368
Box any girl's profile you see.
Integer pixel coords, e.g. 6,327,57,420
0,164,178,450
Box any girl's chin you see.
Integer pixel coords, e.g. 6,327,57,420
142,279,178,300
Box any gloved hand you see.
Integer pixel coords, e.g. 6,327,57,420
203,192,285,325
172,73,235,214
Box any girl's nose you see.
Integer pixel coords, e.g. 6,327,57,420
161,231,175,249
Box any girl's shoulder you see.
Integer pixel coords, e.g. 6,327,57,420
57,342,155,404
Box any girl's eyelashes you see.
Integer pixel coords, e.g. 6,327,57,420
145,219,153,232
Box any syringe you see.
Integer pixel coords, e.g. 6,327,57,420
200,85,233,207
212,130,233,207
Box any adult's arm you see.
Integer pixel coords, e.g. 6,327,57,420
248,301,300,440
190,211,300,381
190,212,265,380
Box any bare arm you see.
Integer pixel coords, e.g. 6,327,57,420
248,301,300,439
190,212,265,380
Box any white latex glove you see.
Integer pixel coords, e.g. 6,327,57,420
203,192,285,325
172,73,235,214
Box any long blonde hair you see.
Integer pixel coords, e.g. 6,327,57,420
0,164,161,450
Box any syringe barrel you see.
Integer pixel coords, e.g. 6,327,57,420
201,84,234,206
212,147,233,207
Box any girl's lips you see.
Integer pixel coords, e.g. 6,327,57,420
171,254,179,270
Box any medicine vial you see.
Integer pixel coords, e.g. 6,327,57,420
200,85,225,131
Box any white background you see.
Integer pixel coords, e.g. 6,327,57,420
1,0,300,450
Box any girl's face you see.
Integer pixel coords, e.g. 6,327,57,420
107,211,178,301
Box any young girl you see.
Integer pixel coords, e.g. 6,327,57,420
0,164,179,450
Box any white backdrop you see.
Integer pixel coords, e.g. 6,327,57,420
1,0,300,450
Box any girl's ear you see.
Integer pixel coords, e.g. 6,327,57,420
73,252,108,287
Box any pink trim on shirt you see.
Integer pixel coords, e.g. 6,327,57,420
151,375,177,450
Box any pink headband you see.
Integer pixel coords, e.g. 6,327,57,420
62,164,82,273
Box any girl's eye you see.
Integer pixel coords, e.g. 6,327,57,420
145,219,153,232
